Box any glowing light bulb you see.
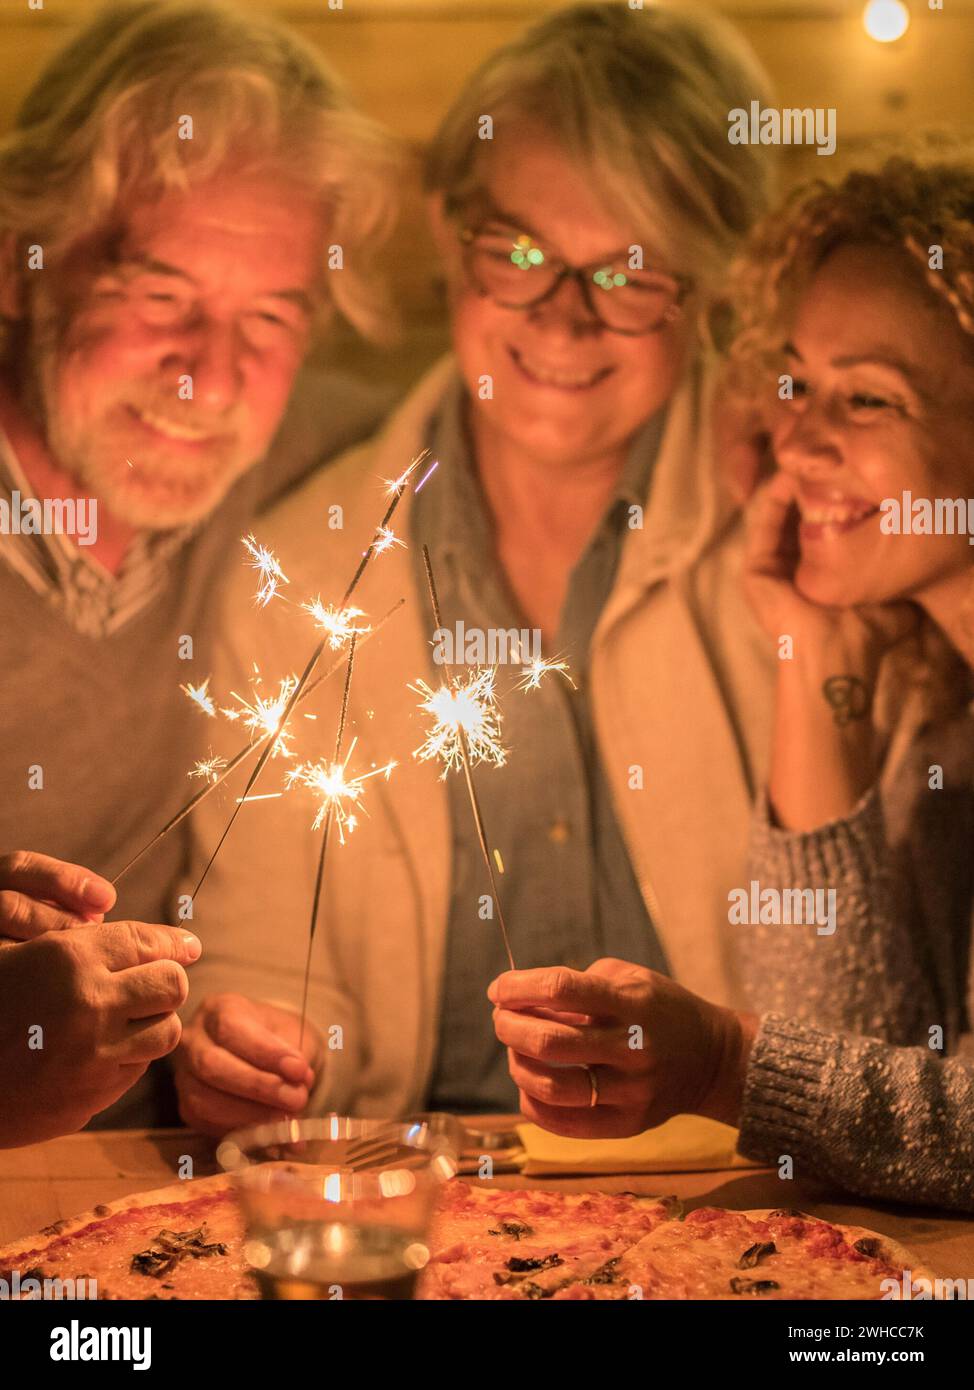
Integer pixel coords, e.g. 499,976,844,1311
863,0,909,43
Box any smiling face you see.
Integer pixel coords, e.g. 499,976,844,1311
26,172,328,528
434,125,691,471
772,241,974,608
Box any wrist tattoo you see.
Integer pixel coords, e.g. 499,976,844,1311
822,674,872,727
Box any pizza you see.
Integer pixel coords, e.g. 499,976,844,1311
0,1175,935,1301
0,1174,255,1301
417,1183,679,1299
544,1206,927,1301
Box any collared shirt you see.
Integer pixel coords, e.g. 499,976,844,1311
415,378,671,1114
0,428,191,638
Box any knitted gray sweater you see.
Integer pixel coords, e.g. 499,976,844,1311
735,715,974,1211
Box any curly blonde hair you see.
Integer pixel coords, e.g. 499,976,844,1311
729,155,974,720
728,156,974,397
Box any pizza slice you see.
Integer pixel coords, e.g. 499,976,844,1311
0,1174,256,1301
548,1206,936,1301
418,1183,680,1300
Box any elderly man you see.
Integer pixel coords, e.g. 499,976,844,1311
0,0,397,1144
175,2,782,1135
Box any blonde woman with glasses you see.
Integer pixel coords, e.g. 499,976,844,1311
179,2,792,1133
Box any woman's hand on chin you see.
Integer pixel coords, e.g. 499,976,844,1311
743,471,920,829
743,470,917,668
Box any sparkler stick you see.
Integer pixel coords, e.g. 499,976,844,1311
297,634,357,1052
421,546,516,971
188,453,428,904
110,599,405,885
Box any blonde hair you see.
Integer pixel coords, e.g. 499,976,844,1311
424,1,776,318
729,155,974,396
0,0,400,347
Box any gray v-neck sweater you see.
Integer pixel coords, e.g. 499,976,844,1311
0,366,391,1124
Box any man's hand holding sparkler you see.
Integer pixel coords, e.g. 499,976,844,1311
489,959,758,1139
0,916,201,1148
0,850,116,940
175,995,319,1138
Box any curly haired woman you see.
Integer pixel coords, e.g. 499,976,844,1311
491,157,974,1212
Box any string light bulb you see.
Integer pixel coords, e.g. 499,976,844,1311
863,0,909,44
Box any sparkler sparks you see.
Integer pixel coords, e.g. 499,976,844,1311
301,599,372,650
186,453,429,907
285,739,396,843
382,466,415,497
516,655,577,692
412,668,507,777
416,545,516,970
221,670,298,759
111,600,406,888
242,534,289,608
189,754,228,784
181,677,217,718
380,447,435,500
371,526,405,556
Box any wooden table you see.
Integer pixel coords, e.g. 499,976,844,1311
2,1125,973,1280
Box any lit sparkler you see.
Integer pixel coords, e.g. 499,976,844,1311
414,546,516,970
285,738,396,842
242,534,289,608
301,599,372,650
383,467,415,498
412,669,506,777
371,526,404,556
221,669,298,759
516,656,577,693
187,452,430,904
181,678,217,718
110,601,405,887
189,753,228,784
296,634,359,1050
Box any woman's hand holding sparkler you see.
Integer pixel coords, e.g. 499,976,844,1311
0,850,116,940
0,919,201,1148
489,959,757,1139
175,994,319,1138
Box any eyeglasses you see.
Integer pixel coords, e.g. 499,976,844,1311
458,226,691,335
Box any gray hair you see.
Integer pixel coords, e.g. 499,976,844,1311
425,1,776,310
0,0,400,348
